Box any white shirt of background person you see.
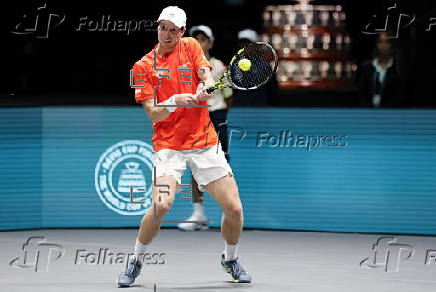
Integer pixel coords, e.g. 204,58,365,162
371,58,393,107
208,57,233,112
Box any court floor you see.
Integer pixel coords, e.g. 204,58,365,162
1,228,436,292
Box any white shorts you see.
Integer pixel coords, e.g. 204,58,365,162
153,144,233,192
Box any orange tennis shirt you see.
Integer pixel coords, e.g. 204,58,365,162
132,37,218,152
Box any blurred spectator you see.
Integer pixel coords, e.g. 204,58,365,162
237,29,258,50
357,32,407,107
232,29,278,106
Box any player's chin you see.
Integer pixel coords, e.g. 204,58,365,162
159,40,173,47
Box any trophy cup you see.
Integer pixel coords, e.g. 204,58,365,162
335,34,343,51
304,11,314,27
334,61,342,79
272,8,281,26
289,34,298,51
263,8,272,27
302,61,313,80
288,10,296,26
307,35,315,50
320,10,330,27
322,32,331,50
272,34,283,51
320,61,329,79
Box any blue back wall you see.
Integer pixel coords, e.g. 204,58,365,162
1,107,435,234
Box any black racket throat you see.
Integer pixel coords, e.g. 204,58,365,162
206,87,216,94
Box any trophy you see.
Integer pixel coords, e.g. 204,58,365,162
272,8,281,26
287,61,297,77
322,32,331,50
289,34,298,51
304,11,314,27
334,61,342,79
307,35,315,50
302,61,313,79
288,10,296,26
332,11,341,27
320,11,330,27
320,61,329,79
263,8,271,27
335,34,343,51
277,63,287,82
272,34,282,50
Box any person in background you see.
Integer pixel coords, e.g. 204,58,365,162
357,32,406,107
177,25,233,231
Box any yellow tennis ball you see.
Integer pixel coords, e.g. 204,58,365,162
238,58,252,71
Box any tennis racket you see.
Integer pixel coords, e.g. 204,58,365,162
195,42,278,98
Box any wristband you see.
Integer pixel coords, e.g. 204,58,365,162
164,95,177,113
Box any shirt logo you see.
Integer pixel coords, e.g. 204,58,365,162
178,62,191,69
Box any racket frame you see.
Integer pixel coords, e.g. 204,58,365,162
208,42,278,93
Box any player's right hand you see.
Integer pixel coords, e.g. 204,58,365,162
192,88,212,103
174,93,197,105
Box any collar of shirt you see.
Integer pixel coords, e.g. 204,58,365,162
372,57,393,73
155,41,181,60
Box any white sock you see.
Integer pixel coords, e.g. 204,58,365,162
134,238,148,262
193,202,204,217
224,242,238,261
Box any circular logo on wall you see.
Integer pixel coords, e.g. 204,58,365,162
95,140,154,215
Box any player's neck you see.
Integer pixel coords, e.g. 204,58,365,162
157,46,173,57
157,43,177,57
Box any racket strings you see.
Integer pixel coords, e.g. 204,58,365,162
229,43,277,90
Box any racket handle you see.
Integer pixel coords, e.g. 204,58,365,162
206,86,216,94
192,86,216,100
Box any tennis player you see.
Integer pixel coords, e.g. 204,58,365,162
177,25,233,231
117,6,251,287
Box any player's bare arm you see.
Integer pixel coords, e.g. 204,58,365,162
193,66,214,102
141,93,196,123
198,66,215,88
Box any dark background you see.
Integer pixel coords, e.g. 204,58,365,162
2,0,436,106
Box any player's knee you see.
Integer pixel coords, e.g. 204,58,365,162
225,205,243,222
153,202,172,220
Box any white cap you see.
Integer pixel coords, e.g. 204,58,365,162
157,6,187,28
189,25,214,42
238,29,258,43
